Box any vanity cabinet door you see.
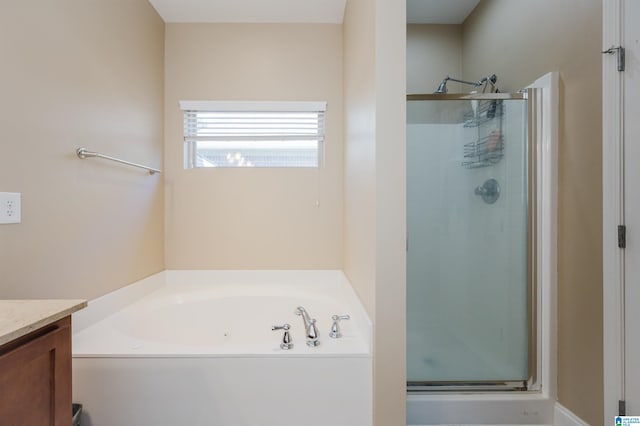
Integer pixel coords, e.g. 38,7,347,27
0,317,72,426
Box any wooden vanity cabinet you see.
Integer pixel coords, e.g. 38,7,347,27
0,317,72,426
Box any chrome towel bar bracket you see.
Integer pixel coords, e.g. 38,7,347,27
76,148,161,175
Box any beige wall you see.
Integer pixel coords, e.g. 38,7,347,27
0,0,165,300
343,0,377,320
462,1,603,423
374,1,407,425
164,24,343,269
344,0,406,423
406,25,463,94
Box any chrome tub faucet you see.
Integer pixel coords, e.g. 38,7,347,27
295,306,320,347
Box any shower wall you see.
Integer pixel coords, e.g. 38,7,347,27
407,99,528,383
406,25,462,94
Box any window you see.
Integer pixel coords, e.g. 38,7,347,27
180,101,326,168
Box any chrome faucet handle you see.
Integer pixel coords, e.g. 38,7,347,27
272,324,293,350
329,314,350,339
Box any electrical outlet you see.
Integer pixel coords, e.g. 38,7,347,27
0,192,21,224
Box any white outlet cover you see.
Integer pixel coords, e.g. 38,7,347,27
0,192,21,224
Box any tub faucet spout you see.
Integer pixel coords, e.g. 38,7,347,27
295,306,320,347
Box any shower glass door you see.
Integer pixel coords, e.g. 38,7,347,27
406,93,531,388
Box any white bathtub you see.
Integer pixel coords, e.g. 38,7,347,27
72,270,372,426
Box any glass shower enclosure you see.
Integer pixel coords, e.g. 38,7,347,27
406,92,534,390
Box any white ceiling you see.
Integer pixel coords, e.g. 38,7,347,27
148,0,347,24
407,0,481,24
149,0,479,24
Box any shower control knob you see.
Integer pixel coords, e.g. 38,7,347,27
475,178,500,204
272,324,293,350
329,315,350,339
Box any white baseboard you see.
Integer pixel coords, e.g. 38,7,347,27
406,402,585,426
554,403,588,426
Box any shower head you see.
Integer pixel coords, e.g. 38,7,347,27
434,78,449,94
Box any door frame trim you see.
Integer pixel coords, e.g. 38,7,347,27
603,0,625,423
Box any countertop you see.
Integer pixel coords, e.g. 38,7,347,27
0,300,87,347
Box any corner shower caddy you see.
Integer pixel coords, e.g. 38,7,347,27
462,99,505,169
430,74,507,169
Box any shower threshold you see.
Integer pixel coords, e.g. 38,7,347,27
407,380,529,393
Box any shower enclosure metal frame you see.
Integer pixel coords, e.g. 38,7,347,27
406,72,558,425
406,90,537,392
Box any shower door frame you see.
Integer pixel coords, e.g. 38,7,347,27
406,91,535,391
406,72,558,425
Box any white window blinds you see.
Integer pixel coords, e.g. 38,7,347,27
180,101,326,168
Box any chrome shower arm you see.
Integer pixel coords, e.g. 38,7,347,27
434,74,499,94
443,76,481,87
